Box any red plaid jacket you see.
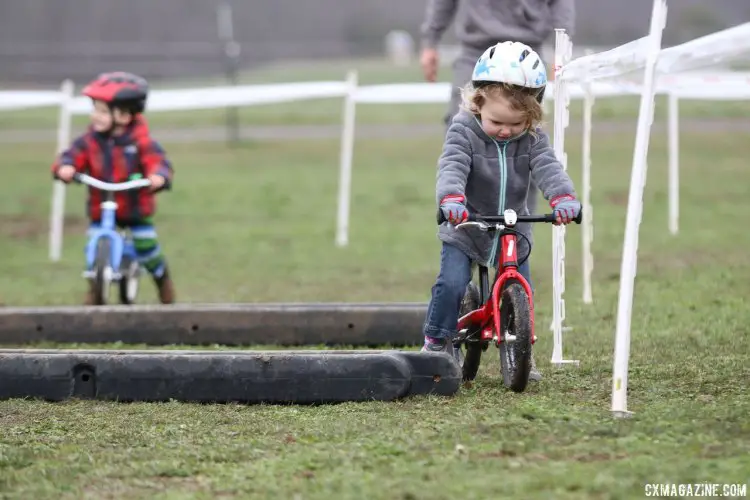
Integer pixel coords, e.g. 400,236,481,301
52,117,173,222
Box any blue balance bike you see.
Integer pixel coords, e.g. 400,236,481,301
72,172,153,305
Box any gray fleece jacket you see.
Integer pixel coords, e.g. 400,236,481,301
436,110,576,267
421,0,575,50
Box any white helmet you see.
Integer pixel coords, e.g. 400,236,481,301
471,41,547,102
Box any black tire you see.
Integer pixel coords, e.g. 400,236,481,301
93,238,111,306
497,280,533,393
118,256,140,305
457,282,484,381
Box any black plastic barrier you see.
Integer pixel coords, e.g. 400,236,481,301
0,349,460,403
0,303,427,346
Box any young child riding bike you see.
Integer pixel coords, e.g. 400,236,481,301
422,41,581,381
51,71,176,305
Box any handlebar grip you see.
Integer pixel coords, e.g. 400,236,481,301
545,209,583,224
436,208,445,225
436,208,476,225
548,209,583,224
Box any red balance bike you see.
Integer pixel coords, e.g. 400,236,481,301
438,208,582,392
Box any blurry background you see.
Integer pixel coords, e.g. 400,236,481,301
0,0,749,308
1,0,748,86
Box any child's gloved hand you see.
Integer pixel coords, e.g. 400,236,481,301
148,174,166,192
56,165,76,183
550,194,581,225
440,194,469,225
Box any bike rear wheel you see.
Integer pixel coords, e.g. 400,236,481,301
456,282,484,381
92,238,112,305
118,256,141,305
497,280,532,392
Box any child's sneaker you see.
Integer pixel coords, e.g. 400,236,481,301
421,336,462,364
529,352,542,381
421,336,447,352
154,266,175,304
83,281,96,306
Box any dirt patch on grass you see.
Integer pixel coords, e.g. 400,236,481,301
572,451,629,463
0,407,34,426
603,190,628,206
81,476,212,500
478,450,629,463
0,214,88,241
2,214,45,240
637,247,743,275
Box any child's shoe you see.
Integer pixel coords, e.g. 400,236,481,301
83,280,98,305
529,351,542,381
154,267,175,304
421,336,462,364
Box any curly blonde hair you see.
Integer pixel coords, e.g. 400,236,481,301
460,82,544,131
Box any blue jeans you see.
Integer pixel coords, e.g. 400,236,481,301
422,242,533,341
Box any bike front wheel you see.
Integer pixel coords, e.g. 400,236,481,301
497,280,532,393
92,238,112,305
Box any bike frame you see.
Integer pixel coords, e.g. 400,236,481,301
456,224,536,347
75,173,151,280
83,196,138,279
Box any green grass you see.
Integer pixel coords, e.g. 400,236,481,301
1,122,749,498
3,56,750,132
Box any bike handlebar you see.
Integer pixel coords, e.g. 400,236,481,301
437,208,583,226
73,172,152,191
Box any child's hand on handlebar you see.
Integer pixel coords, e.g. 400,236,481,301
56,165,76,183
550,194,582,225
148,174,166,191
440,194,469,225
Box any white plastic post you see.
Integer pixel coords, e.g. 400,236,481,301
581,78,594,305
550,29,579,367
611,0,668,419
667,92,679,235
49,78,75,262
335,70,358,247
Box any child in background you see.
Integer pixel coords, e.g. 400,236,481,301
422,42,582,381
52,72,176,304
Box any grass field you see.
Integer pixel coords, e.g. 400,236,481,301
1,78,750,498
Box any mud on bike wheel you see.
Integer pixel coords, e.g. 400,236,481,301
498,279,533,393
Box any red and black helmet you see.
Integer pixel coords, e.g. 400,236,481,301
82,71,149,114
